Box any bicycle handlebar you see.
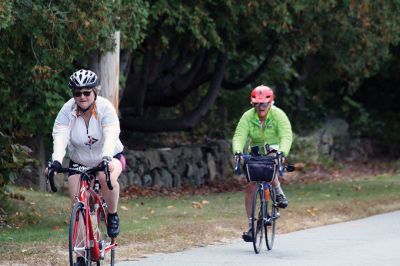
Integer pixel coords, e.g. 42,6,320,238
235,151,295,177
46,161,112,192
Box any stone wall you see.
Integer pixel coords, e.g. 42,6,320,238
17,120,377,191
119,140,233,190
290,118,374,163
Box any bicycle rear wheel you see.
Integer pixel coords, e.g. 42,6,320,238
69,202,91,266
265,188,277,250
251,187,264,254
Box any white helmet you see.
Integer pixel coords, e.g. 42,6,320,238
68,69,98,89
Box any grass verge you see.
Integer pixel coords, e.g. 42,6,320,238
1,174,400,265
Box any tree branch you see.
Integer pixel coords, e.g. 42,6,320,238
121,53,227,132
222,40,279,90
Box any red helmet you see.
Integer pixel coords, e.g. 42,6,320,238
250,85,274,104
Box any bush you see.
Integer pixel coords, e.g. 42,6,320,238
0,132,31,202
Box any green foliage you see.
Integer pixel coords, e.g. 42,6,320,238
0,1,13,29
1,0,400,153
0,0,148,187
341,96,372,137
0,1,108,136
217,1,400,138
0,0,149,135
0,132,31,199
289,134,320,164
119,0,149,50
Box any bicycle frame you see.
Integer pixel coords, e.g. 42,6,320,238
234,145,294,253
47,163,116,265
74,172,117,262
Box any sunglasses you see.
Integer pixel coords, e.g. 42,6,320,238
73,90,92,97
253,102,269,108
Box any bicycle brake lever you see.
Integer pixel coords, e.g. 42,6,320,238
286,164,295,172
103,160,113,190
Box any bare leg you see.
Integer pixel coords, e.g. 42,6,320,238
245,182,256,218
271,176,280,187
68,174,81,204
98,158,122,213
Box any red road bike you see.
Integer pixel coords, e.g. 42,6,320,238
47,162,116,265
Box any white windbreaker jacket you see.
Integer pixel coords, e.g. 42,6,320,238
51,96,124,167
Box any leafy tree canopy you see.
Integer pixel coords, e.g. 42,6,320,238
1,0,400,138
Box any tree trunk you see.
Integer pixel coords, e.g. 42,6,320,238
91,31,120,111
38,135,46,191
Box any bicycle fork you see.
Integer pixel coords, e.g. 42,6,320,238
262,183,280,225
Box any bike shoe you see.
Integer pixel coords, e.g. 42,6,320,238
75,257,85,266
276,194,288,208
242,229,253,242
107,213,120,238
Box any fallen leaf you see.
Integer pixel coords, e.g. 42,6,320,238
306,207,318,217
52,225,63,231
294,162,305,170
191,202,203,209
120,205,129,211
201,200,210,205
167,205,176,209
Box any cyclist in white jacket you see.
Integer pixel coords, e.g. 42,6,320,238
48,69,124,241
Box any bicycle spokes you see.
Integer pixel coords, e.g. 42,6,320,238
69,203,89,265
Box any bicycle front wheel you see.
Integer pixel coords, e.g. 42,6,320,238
265,188,277,250
251,187,264,254
69,202,91,266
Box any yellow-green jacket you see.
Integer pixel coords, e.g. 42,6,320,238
232,106,293,155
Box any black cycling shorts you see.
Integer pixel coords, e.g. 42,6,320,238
68,152,126,176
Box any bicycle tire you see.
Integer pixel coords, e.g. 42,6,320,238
95,199,115,265
265,188,277,250
69,202,91,266
110,248,115,266
251,186,264,254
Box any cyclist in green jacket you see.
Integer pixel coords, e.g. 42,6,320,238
232,85,293,242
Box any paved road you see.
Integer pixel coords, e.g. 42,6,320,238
117,211,400,266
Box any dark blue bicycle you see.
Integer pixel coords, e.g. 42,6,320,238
235,145,294,253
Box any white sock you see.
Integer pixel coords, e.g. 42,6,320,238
274,185,284,196
248,218,252,229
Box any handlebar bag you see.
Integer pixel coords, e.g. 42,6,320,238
244,156,276,182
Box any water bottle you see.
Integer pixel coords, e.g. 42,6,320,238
263,183,270,202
